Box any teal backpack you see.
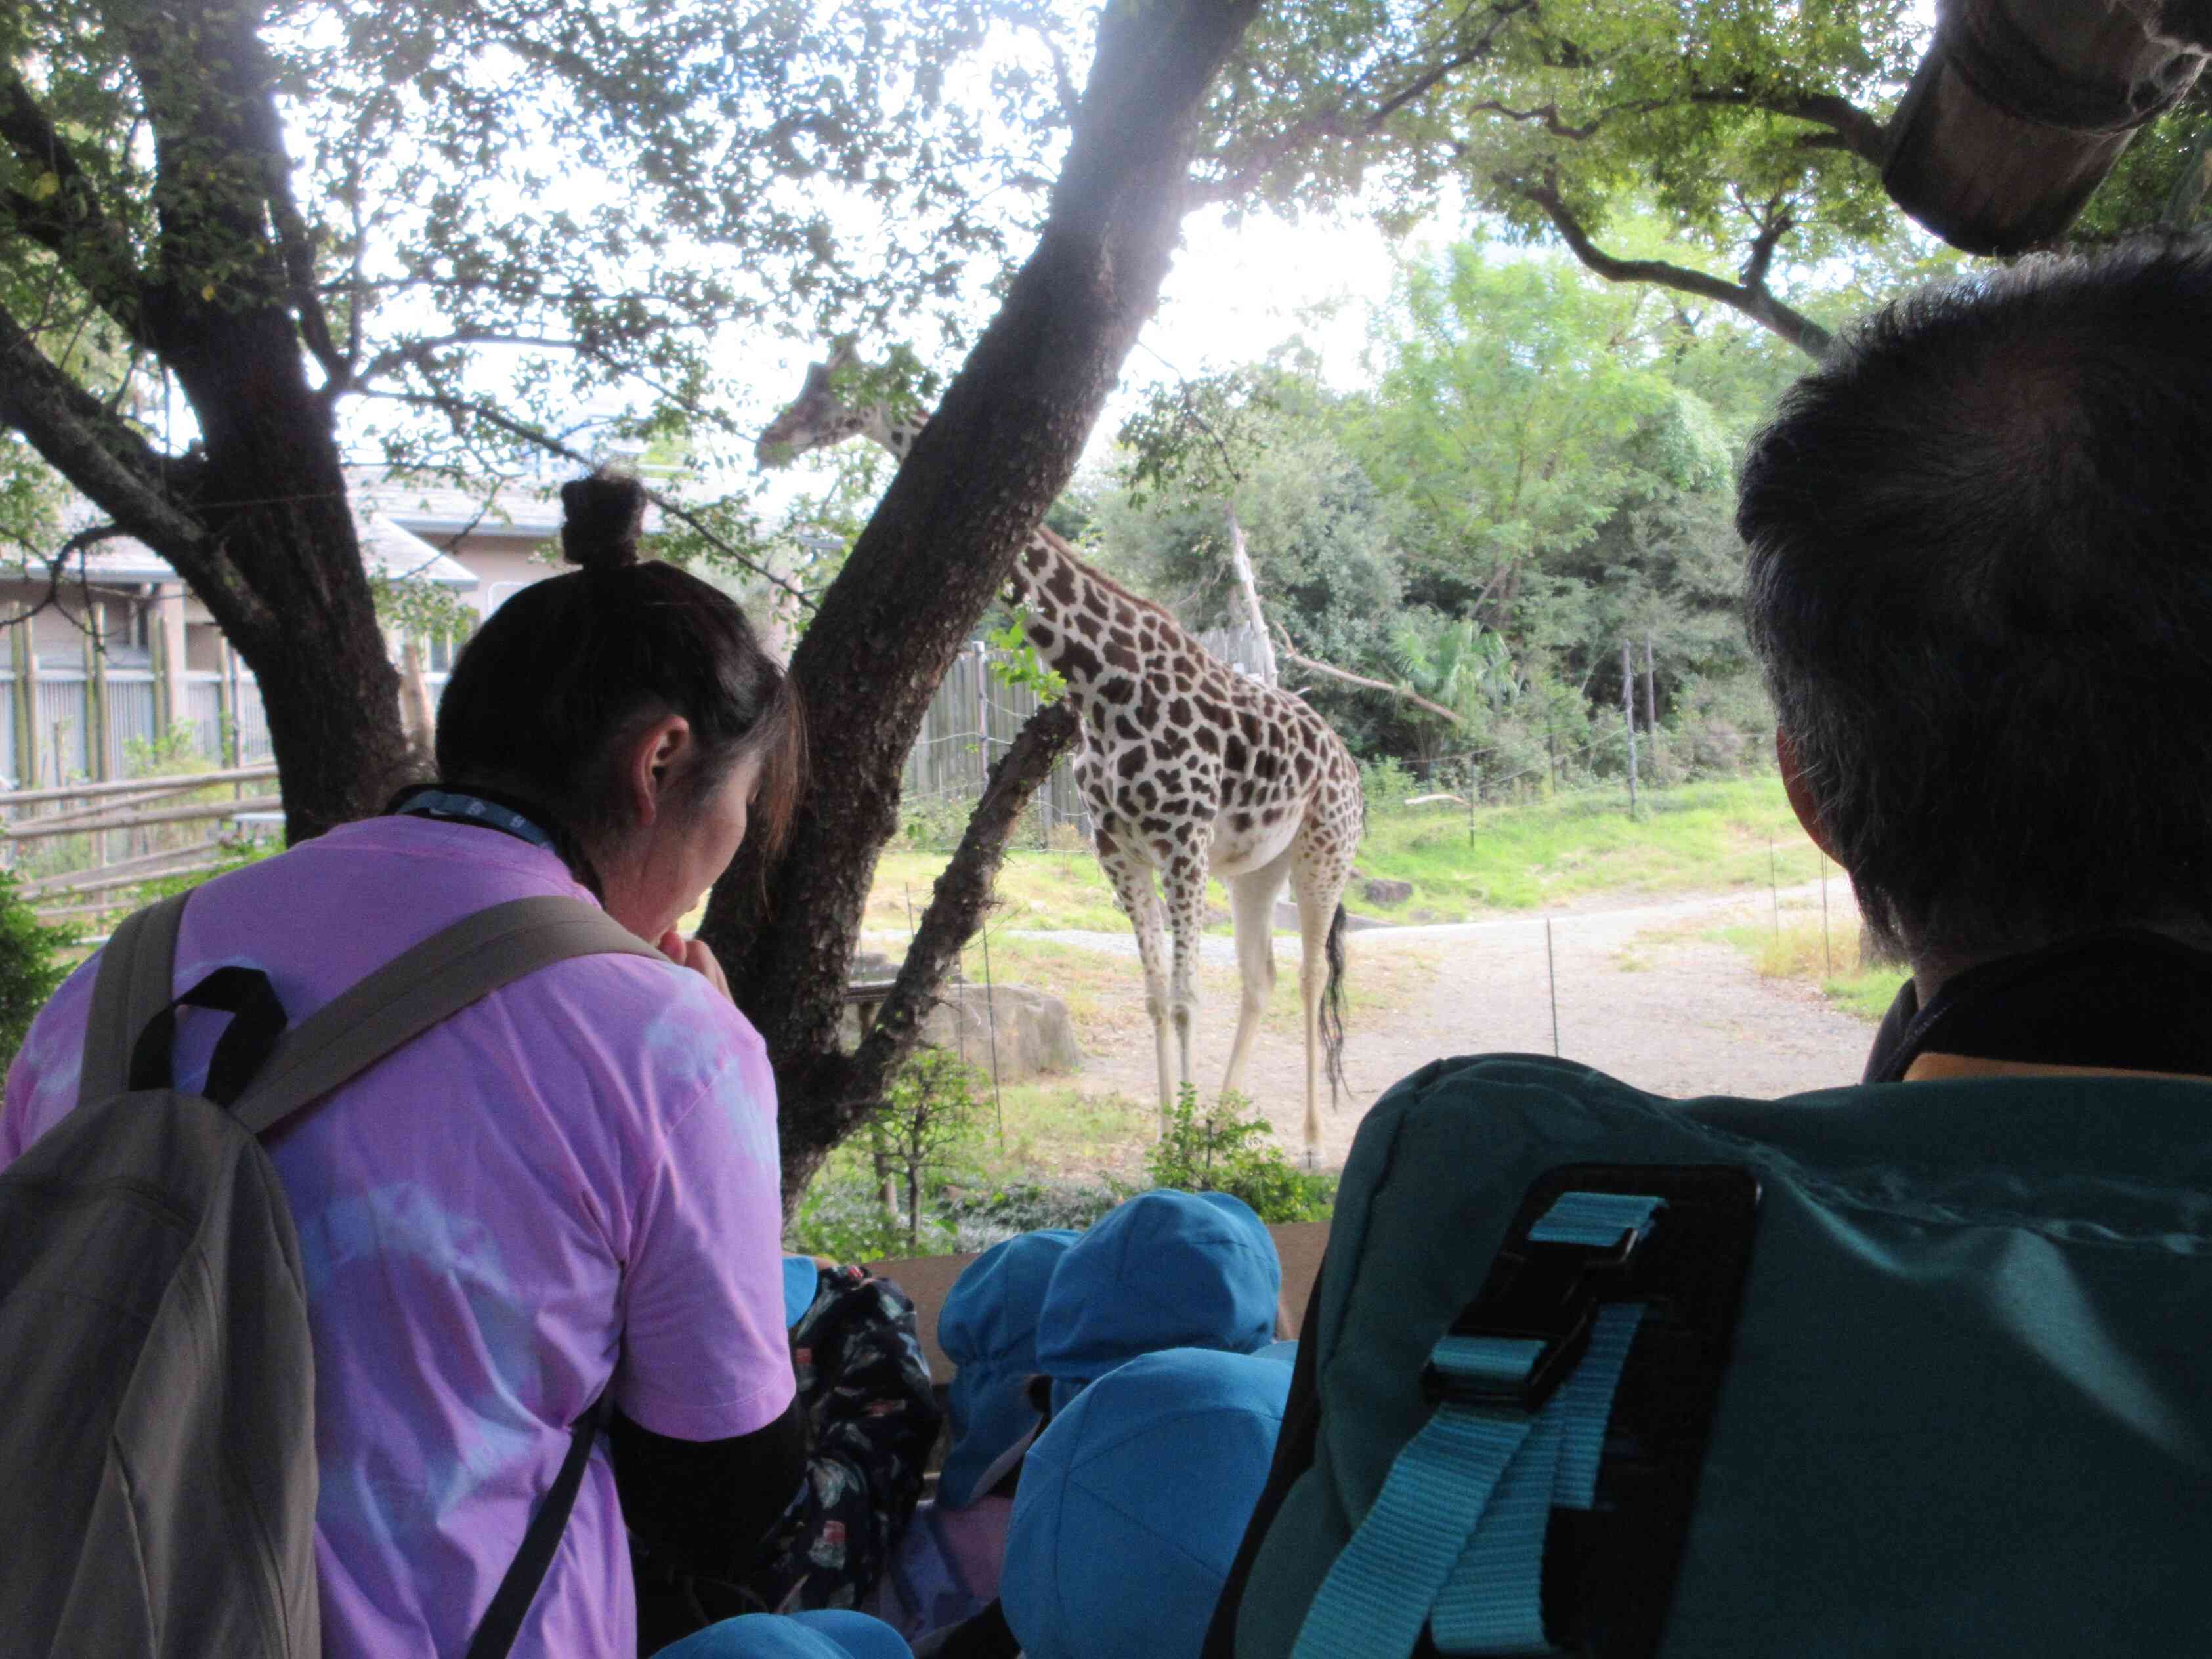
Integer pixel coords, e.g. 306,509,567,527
1207,1054,2212,1658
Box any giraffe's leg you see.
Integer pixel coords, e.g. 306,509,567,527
1159,850,1211,1113
1222,847,1294,1102
1289,839,1355,1170
1097,835,1176,1124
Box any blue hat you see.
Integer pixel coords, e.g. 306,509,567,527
649,1610,912,1659
1254,1338,1299,1366
783,1256,822,1330
1035,1190,1281,1414
1001,1349,1291,1659
935,1228,1081,1509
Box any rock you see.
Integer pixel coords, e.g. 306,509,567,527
1362,877,1414,906
841,982,1081,1083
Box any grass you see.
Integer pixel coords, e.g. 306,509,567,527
965,1082,1157,1181
1716,914,1906,1024
854,775,1831,938
1354,776,1825,921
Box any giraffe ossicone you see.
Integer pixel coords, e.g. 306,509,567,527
758,349,1366,1164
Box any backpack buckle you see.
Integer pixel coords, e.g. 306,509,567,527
1420,1204,1653,1412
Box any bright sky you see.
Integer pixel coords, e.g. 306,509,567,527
734,200,1444,522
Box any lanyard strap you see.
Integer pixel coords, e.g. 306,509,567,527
395,788,561,854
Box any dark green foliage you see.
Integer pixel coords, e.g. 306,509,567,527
0,869,79,1075
1146,1084,1336,1224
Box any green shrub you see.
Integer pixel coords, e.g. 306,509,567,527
936,1177,1127,1251
1356,755,1420,810
1146,1083,1336,1223
0,868,81,1074
786,1169,955,1262
899,793,974,852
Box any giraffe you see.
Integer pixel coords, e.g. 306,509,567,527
757,346,1366,1162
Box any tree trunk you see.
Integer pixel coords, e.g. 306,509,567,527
399,635,438,764
1224,505,1279,686
702,0,1264,1202
160,311,415,840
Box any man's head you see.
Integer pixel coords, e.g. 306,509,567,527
1738,239,2212,976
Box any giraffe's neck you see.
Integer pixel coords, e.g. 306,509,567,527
853,409,1177,704
865,408,928,463
1010,536,1194,708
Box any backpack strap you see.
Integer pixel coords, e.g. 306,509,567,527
80,891,193,1103
464,1392,614,1659
226,894,664,1137
1292,1193,1665,1659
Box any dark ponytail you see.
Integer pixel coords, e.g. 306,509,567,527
433,470,805,879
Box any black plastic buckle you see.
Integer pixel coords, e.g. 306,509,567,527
1420,1220,1647,1412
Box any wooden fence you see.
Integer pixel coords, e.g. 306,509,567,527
0,663,274,791
6,623,1273,928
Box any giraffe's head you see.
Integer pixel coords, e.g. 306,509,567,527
755,340,872,468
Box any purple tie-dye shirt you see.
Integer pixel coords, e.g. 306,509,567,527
0,815,797,1658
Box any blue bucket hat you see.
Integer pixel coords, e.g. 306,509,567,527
1035,1190,1281,1413
1001,1349,1291,1659
935,1228,1081,1509
649,1610,912,1659
783,1255,822,1329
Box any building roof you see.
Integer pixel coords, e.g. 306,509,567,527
354,511,480,589
0,509,479,593
348,468,564,541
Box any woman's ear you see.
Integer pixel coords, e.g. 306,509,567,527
626,715,693,828
1777,728,1840,864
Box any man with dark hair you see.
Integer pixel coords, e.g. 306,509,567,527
1203,243,2212,1659
1737,238,2212,1082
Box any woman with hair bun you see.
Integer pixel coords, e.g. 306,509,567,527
2,469,811,1659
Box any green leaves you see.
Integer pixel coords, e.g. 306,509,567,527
986,613,1067,702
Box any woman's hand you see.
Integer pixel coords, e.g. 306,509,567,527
658,929,733,1003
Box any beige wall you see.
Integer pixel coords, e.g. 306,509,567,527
185,622,226,673
443,538,558,618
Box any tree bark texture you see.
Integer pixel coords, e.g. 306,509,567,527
1224,507,1281,686
819,700,1081,1199
703,0,1264,1198
0,0,411,843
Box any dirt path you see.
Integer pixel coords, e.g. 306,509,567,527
1013,881,1882,1168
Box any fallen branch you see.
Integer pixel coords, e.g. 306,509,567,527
1272,631,1468,726
845,699,1082,1127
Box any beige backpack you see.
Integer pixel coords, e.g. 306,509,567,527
0,891,660,1657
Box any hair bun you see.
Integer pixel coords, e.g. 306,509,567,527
560,471,647,572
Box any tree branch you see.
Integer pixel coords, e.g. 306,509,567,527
0,71,159,346
1512,176,1831,359
1691,87,1888,170
845,699,1082,1119
1272,626,1468,726
1201,1,1535,200
360,388,818,610
0,296,211,557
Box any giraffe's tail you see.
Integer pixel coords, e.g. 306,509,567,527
1321,902,1350,1108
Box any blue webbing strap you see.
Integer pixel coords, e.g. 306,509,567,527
1291,1341,1543,1659
1429,1303,1648,1655
1290,1194,1661,1659
1527,1191,1664,1250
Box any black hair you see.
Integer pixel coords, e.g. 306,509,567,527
1737,236,2212,965
433,469,805,889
